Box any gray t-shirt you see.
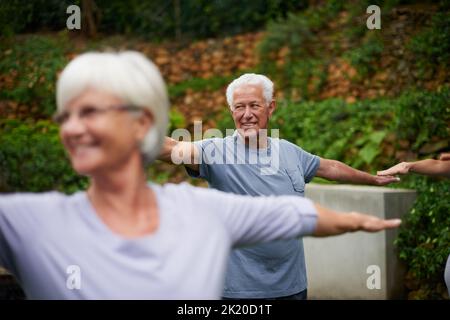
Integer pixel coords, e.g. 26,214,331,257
0,182,317,299
186,133,320,298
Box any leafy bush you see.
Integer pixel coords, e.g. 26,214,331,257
344,35,384,78
0,0,79,36
394,175,450,300
0,119,87,193
271,98,395,170
0,33,70,117
393,88,450,150
168,76,234,99
0,0,33,36
1,0,307,40
257,6,334,97
168,109,186,132
408,12,450,76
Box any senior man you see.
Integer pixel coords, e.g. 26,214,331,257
159,73,399,300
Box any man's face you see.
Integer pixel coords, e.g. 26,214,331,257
230,84,275,139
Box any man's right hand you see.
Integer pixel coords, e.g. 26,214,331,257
157,137,200,172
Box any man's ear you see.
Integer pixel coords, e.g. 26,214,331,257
268,100,276,118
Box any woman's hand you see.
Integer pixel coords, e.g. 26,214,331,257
313,204,401,237
377,162,410,176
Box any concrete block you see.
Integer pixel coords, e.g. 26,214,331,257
304,183,416,299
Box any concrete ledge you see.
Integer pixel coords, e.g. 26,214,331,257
304,183,416,299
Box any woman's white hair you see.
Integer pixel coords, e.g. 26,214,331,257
56,51,169,165
226,73,274,109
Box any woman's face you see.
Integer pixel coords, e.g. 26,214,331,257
59,88,151,176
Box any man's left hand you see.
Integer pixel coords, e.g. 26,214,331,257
373,174,401,186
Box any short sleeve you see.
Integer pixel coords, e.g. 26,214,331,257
296,147,320,183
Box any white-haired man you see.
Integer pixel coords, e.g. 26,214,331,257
159,73,399,300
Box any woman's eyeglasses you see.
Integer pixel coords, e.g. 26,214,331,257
53,105,141,125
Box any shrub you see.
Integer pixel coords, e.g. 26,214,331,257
269,98,392,171
0,119,87,194
394,175,450,300
344,35,384,78
0,33,70,117
408,12,450,77
168,76,234,99
393,87,450,150
1,0,306,40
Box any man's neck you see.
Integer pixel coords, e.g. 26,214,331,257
237,130,269,149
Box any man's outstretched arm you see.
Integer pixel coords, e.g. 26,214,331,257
157,137,200,172
316,158,400,186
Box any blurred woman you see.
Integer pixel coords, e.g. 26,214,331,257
0,51,401,299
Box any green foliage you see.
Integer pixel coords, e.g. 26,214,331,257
258,12,313,62
146,166,171,185
355,130,387,166
394,175,450,299
344,35,384,78
408,12,450,76
0,33,70,117
168,109,186,132
0,120,87,194
2,0,307,40
257,8,328,96
168,76,233,99
0,0,79,37
289,59,328,100
258,11,329,98
0,0,33,36
268,98,392,170
393,88,450,150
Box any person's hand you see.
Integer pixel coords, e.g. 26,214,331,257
373,174,401,185
439,153,450,161
351,212,401,232
313,204,402,236
377,162,410,176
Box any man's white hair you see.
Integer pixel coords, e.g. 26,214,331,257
226,73,274,108
56,51,169,164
